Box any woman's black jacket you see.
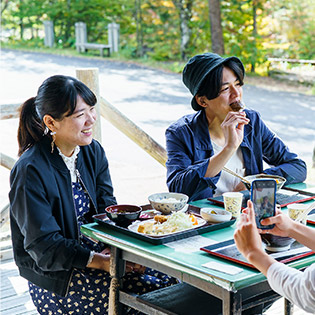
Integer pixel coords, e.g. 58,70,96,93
9,137,116,296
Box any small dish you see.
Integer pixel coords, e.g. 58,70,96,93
139,209,162,220
200,208,232,223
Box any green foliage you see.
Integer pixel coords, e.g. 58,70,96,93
265,0,315,60
1,0,314,66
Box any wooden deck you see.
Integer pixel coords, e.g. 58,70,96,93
0,257,308,315
1,259,37,314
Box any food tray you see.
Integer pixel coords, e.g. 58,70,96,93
201,239,314,269
93,204,236,245
307,209,315,225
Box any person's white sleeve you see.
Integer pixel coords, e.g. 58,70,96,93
267,262,315,313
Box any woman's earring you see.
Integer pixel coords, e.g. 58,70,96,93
50,131,56,153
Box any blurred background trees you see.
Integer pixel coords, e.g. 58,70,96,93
1,0,314,72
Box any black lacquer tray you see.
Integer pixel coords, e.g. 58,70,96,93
93,204,236,245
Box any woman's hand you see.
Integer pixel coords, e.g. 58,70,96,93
234,200,276,276
221,111,249,150
259,208,294,237
91,247,146,274
87,252,110,272
126,262,146,273
234,200,264,260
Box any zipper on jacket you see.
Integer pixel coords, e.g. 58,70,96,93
75,169,98,213
70,183,81,241
65,268,74,297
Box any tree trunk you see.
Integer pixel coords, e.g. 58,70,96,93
173,0,193,61
251,0,258,73
208,0,224,55
30,18,34,39
1,0,10,15
19,18,24,40
135,0,144,57
64,0,72,43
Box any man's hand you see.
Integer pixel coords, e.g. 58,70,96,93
221,111,249,150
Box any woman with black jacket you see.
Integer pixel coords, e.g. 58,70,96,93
9,75,176,314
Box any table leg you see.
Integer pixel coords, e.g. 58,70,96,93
222,291,243,315
109,247,124,315
284,298,293,315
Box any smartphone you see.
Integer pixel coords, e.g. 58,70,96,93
250,179,276,229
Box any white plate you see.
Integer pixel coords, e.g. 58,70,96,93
128,217,206,237
200,208,232,223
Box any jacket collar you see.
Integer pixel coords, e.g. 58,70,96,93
191,110,212,150
39,136,76,172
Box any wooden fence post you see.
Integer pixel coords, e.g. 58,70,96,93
0,153,16,170
76,68,102,142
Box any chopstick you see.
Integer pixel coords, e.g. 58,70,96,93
222,166,251,184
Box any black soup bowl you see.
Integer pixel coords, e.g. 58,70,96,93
260,234,295,252
105,204,142,227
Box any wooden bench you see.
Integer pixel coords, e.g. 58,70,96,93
79,43,111,57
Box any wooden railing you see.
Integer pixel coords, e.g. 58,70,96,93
267,57,315,66
0,68,168,229
77,68,168,166
267,57,315,86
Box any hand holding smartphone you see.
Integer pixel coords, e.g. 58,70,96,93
250,179,277,229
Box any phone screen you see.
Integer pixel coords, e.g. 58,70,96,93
250,179,276,229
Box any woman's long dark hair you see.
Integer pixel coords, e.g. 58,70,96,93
18,75,97,156
197,59,245,101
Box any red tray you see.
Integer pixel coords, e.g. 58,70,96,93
307,209,315,225
201,239,314,270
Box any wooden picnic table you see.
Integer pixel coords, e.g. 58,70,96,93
81,183,315,315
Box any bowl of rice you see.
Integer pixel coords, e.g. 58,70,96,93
148,192,189,214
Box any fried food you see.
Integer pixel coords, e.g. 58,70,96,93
137,221,155,234
137,212,199,235
230,100,245,112
154,215,168,223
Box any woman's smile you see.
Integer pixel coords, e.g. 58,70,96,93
52,96,96,156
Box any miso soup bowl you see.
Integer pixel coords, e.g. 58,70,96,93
105,204,142,226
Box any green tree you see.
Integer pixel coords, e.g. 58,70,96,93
172,0,193,60
267,0,315,59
